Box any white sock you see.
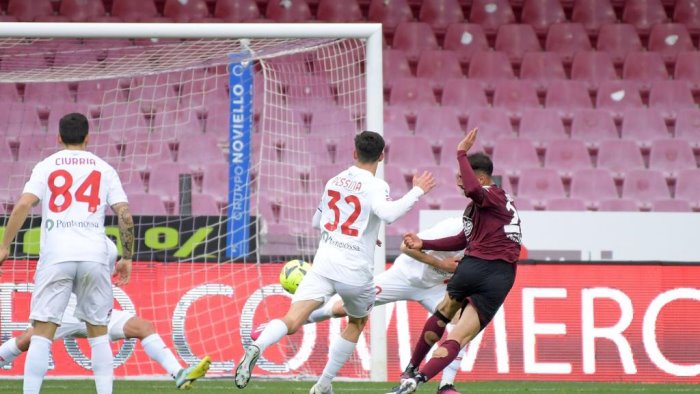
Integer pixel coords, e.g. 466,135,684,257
89,335,113,394
23,336,52,394
318,336,356,388
252,319,288,352
0,338,22,367
141,334,183,378
439,348,464,387
307,301,335,323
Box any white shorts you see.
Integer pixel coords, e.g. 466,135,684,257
30,261,113,326
56,309,135,341
374,266,446,313
293,271,375,318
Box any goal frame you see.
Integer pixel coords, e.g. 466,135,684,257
0,22,387,381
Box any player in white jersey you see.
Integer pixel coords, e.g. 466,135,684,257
234,131,436,393
0,239,211,390
0,113,134,394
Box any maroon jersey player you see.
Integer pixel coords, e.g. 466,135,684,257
390,128,522,394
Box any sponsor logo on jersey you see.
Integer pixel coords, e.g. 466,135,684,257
51,219,101,230
45,219,55,232
320,230,361,252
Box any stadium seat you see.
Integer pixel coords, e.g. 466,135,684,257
493,80,539,120
652,199,692,212
265,0,312,22
384,165,410,195
177,135,224,167
675,169,700,209
620,108,670,147
596,80,644,120
570,109,619,149
163,0,209,22
0,84,20,103
368,0,413,34
285,76,334,112
214,0,261,22
191,193,222,216
517,168,566,208
494,24,542,65
520,52,567,93
0,140,13,161
85,133,119,162
280,194,321,225
596,139,645,176
392,22,440,62
388,77,438,113
121,139,174,169
674,0,700,36
492,138,540,177
571,0,617,35
598,198,639,211
201,162,228,201
675,109,700,149
441,79,489,117
518,109,566,148
59,0,107,21
416,50,464,91
383,106,412,138
468,51,516,91
570,51,618,91
648,24,695,64
438,135,487,163
465,108,516,149
674,51,700,89
648,139,696,178
387,200,430,235
418,0,465,33
127,193,168,215
443,23,489,66
545,23,593,65
622,169,670,209
7,0,54,21
596,24,643,66
317,0,363,22
545,197,587,211
570,168,619,209
521,0,567,36
544,139,593,178
386,135,437,168
648,80,695,121
469,0,516,35
111,0,159,21
545,80,593,120
255,195,281,225
309,106,356,137
622,52,669,91
17,134,60,162
420,165,459,193
383,49,413,92
415,107,463,138
622,0,669,36
23,82,73,104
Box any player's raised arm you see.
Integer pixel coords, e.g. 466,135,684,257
111,202,134,286
371,171,436,224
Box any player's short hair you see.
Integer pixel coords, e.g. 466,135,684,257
468,152,493,176
354,130,385,163
59,113,89,145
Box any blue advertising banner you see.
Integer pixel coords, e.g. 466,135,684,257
226,58,253,258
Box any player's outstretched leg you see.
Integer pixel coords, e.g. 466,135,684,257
234,344,261,389
175,356,212,390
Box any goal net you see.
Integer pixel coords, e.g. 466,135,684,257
0,24,385,381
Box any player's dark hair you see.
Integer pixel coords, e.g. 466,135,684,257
59,113,89,145
468,152,493,176
354,130,385,163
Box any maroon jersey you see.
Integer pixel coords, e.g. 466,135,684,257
422,150,522,263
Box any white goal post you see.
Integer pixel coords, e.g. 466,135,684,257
0,22,387,381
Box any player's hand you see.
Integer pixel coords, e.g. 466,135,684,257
412,171,436,193
436,256,460,273
457,127,479,152
403,232,423,250
113,258,132,286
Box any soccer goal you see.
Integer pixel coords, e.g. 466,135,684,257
0,22,386,381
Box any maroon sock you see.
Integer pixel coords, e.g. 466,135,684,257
409,312,449,367
420,339,462,381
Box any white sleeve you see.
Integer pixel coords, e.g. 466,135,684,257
106,168,128,206
371,182,424,224
22,162,46,200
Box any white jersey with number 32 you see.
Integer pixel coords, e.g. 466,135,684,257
312,166,424,286
23,149,128,266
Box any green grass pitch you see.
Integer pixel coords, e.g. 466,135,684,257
0,380,699,393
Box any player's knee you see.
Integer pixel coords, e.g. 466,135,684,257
348,315,368,327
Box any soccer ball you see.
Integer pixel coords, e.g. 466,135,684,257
279,259,311,294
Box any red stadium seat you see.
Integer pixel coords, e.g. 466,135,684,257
163,0,209,22
570,109,618,149
177,135,224,166
570,168,618,209
441,79,489,117
674,0,700,35
597,139,645,177
392,22,440,62
675,109,700,149
492,138,540,177
265,0,312,22
384,165,411,195
467,51,515,91
518,109,566,148
520,52,567,93
545,80,593,120
648,80,695,121
621,169,670,209
494,24,542,65
415,107,463,138
201,162,229,201
418,0,465,33
675,169,700,209
0,84,19,103
622,52,669,91
128,193,168,215
383,49,413,91
570,51,618,91
438,135,487,163
7,0,54,21
652,199,692,212
469,0,516,35
545,197,587,211
368,0,413,34
111,0,158,21
648,24,695,64
214,0,262,22
648,139,696,178
596,80,644,120
493,80,539,120
571,0,617,35
545,23,592,65
59,0,107,21
191,193,222,216
521,0,566,36
596,24,643,66
416,50,464,91
388,77,438,113
620,108,670,147
317,0,363,22
517,168,566,208
674,51,700,89
443,23,489,65
386,135,437,168
622,0,668,36
23,82,73,104
598,198,639,211
544,139,593,178
17,134,60,162
383,106,412,138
